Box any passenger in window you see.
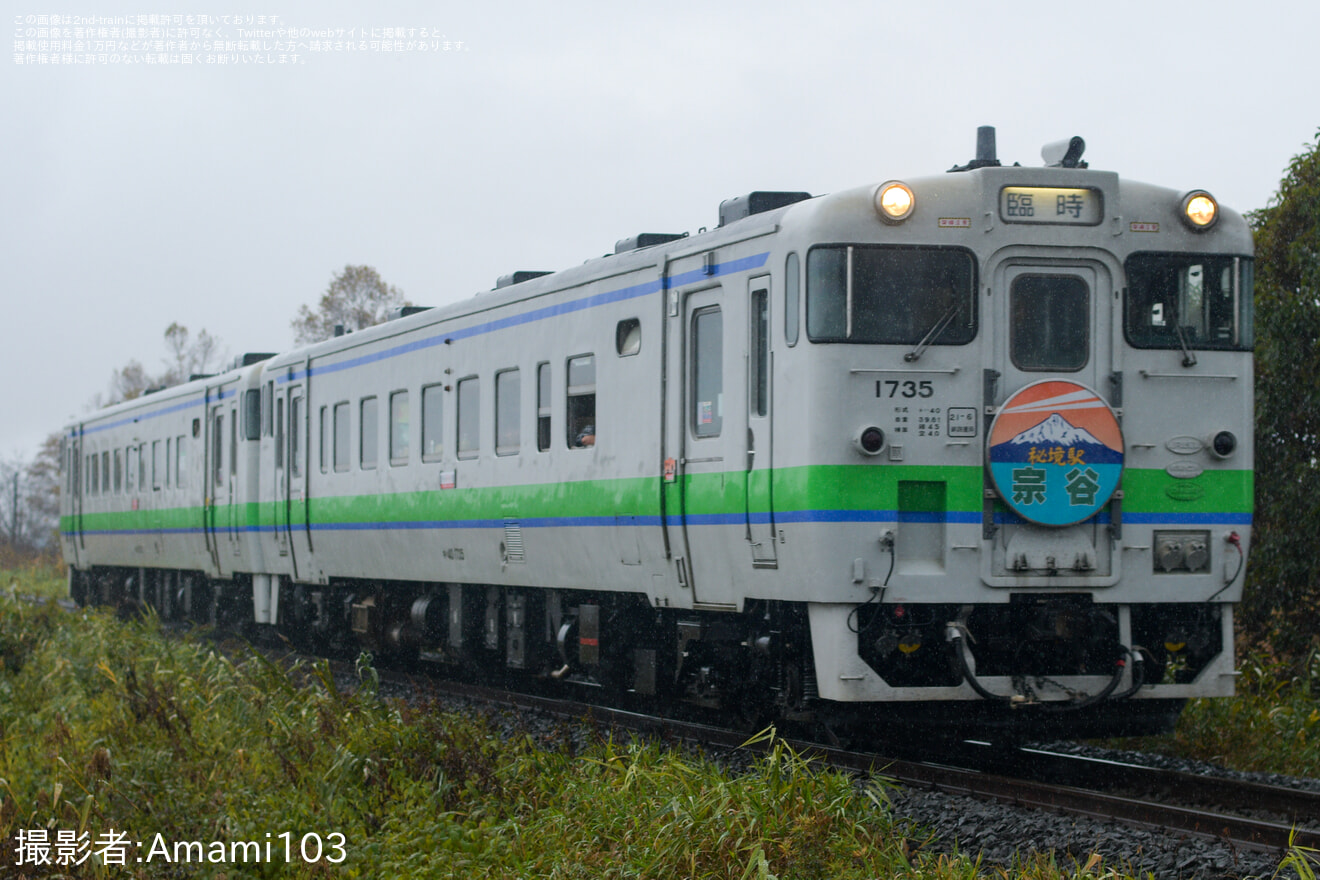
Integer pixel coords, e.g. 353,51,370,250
574,425,595,447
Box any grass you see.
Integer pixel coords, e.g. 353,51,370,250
1116,646,1320,778
0,557,66,601
0,599,1165,879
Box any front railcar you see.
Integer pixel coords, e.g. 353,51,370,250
775,133,1252,737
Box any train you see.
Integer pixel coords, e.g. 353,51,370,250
59,128,1254,739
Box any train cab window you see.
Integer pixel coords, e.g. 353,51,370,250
319,407,329,473
616,319,641,357
360,396,378,470
422,384,444,462
806,245,976,345
176,435,187,489
333,402,350,473
214,415,225,484
566,355,596,449
496,369,520,456
691,309,722,438
1124,253,1253,351
536,363,551,452
457,377,480,459
389,391,410,466
1010,274,1089,371
785,252,800,346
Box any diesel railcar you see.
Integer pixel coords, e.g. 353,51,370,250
60,129,1253,738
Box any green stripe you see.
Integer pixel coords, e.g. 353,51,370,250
59,464,1252,534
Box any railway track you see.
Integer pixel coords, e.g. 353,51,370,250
354,662,1320,856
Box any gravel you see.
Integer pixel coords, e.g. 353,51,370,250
318,654,1314,878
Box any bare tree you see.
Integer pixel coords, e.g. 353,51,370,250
291,265,409,345
102,325,225,407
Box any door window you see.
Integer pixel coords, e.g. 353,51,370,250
1010,274,1089,371
692,308,723,438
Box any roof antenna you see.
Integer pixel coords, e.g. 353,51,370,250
948,125,1002,172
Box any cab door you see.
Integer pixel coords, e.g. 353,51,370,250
745,276,777,568
285,382,311,575
205,402,226,571
985,258,1121,582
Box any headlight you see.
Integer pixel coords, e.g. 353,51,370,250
875,181,915,223
1180,190,1218,230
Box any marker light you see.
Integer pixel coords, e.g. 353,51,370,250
1180,191,1218,230
875,181,915,223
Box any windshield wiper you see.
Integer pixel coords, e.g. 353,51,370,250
1172,321,1198,367
904,301,961,362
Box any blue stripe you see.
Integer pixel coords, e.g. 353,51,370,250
78,388,236,436
69,507,1250,538
277,252,771,385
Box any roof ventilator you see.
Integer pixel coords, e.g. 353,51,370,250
717,191,811,227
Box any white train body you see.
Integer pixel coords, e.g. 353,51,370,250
61,132,1253,737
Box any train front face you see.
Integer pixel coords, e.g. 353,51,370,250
782,158,1253,736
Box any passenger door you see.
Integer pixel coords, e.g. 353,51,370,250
678,284,746,606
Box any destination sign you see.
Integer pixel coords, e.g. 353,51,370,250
999,186,1103,226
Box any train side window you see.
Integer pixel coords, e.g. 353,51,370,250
113,449,121,494
89,454,98,496
360,396,378,470
319,406,329,473
496,368,520,456
389,391,410,466
421,384,444,462
214,417,223,485
289,399,302,479
750,289,769,417
536,363,551,452
164,440,171,489
263,381,274,437
102,451,111,494
692,309,723,438
229,413,237,477
785,252,800,346
616,319,641,357
244,389,261,441
176,435,187,489
1009,274,1089,371
125,446,135,493
333,402,350,473
275,398,285,469
566,355,595,449
152,440,162,490
457,377,480,459
138,445,146,490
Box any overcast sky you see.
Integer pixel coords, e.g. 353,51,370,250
5,0,1317,461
